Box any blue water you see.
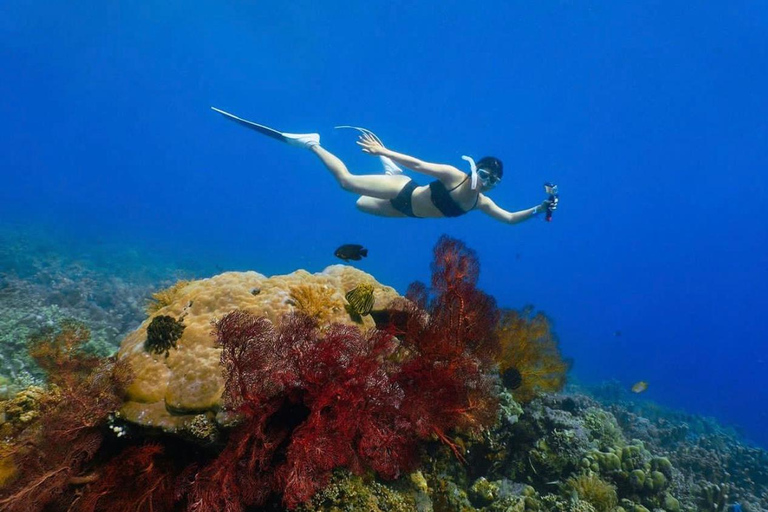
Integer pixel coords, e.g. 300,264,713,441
2,2,767,446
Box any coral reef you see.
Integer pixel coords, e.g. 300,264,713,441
495,307,570,403
588,381,768,511
0,227,183,387
75,444,179,512
186,236,501,509
1,231,766,512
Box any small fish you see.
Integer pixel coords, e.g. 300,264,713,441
345,284,375,316
614,330,622,337
335,244,368,261
631,381,649,393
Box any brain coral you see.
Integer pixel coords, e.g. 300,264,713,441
116,265,400,432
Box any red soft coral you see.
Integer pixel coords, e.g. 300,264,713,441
190,236,502,509
189,312,417,509
396,236,501,443
0,356,130,512
75,444,177,512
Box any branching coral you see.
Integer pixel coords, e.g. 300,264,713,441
145,280,191,315
289,283,344,324
495,307,570,403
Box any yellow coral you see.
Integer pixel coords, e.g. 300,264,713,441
146,280,191,315
0,442,18,489
495,307,570,403
566,472,618,512
289,283,345,324
0,385,62,488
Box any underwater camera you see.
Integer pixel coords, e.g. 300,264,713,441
544,182,559,222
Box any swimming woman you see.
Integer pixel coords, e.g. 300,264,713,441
212,107,557,224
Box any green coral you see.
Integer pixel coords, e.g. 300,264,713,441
144,315,185,356
530,427,591,479
184,413,219,443
540,494,597,512
663,493,680,512
566,473,618,512
580,440,678,511
470,477,499,506
583,408,624,450
697,483,729,512
296,470,417,512
0,385,51,439
618,443,647,473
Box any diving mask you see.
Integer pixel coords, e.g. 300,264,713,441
477,168,501,187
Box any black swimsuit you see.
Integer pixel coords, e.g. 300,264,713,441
390,175,478,218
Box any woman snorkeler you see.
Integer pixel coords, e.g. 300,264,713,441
212,107,557,224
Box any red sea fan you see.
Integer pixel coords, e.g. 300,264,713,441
189,236,502,509
400,236,500,362
0,358,130,512
197,312,419,509
430,235,480,294
391,236,502,454
75,444,177,512
187,414,281,512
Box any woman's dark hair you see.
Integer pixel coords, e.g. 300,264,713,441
476,156,503,180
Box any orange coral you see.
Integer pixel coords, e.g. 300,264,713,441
27,319,101,389
495,307,570,403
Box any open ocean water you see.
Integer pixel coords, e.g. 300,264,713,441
1,2,766,511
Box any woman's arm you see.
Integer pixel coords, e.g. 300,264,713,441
357,133,465,182
477,194,551,225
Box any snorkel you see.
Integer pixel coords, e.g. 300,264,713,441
461,155,480,190
462,155,502,190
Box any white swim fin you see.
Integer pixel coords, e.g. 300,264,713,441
335,125,402,175
212,107,319,148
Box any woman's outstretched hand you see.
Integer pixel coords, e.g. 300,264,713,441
356,133,386,155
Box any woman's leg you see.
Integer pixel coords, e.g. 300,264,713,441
310,145,409,199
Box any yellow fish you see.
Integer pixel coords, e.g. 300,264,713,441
631,381,649,393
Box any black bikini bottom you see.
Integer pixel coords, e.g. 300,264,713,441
390,179,419,218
